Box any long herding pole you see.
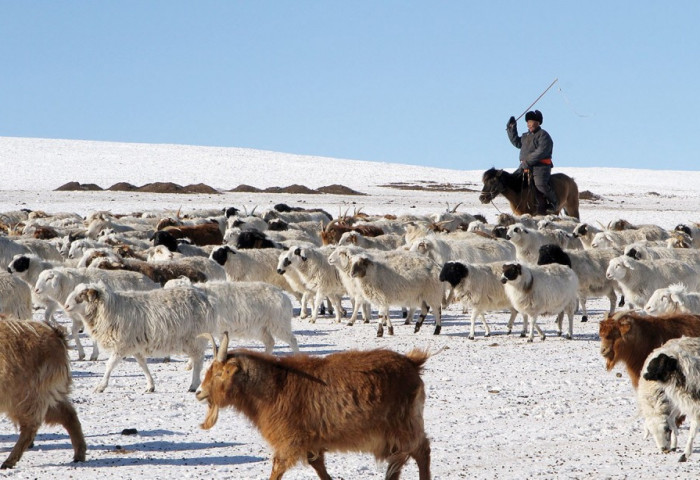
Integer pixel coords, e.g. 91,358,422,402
513,78,559,122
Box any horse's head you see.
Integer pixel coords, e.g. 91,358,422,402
479,168,505,204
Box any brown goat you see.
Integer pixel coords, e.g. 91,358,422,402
160,221,223,246
0,321,86,469
599,310,700,388
95,257,207,286
197,333,431,480
320,219,385,245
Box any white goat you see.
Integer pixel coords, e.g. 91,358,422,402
642,336,700,461
439,261,520,339
164,278,299,353
338,231,406,251
605,256,700,309
64,282,215,393
327,246,373,326
349,251,444,336
645,284,700,315
34,267,160,360
500,262,579,342
276,246,346,324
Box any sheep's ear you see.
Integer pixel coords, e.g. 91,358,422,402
86,288,100,302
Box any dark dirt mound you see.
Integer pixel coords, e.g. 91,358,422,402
317,184,366,196
264,184,320,194
229,184,263,192
55,182,103,191
108,182,139,191
579,190,603,201
136,182,220,194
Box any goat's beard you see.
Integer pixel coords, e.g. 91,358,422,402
200,404,220,430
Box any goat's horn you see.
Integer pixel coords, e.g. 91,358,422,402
250,206,258,216
451,202,463,213
176,206,182,219
325,218,340,232
199,333,218,359
217,331,229,362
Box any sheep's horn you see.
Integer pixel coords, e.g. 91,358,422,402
217,331,229,362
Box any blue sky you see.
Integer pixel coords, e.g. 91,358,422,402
2,2,699,171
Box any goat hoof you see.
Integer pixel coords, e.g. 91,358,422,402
433,325,441,335
404,318,411,325
581,316,588,322
388,326,394,336
414,324,422,333
1,462,12,469
679,454,687,462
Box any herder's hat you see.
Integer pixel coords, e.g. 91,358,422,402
525,110,543,124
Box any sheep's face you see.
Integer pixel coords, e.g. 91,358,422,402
643,353,679,384
197,357,240,430
276,250,294,275
644,290,674,316
211,246,233,266
327,248,350,269
8,255,30,274
572,223,588,238
500,263,521,284
605,258,628,281
409,240,430,255
505,225,526,243
439,262,468,288
643,409,674,453
68,240,88,260
591,232,613,249
34,270,61,297
64,286,98,318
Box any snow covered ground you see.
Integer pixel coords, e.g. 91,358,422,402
1,136,699,479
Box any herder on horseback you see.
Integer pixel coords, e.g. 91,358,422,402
506,110,558,215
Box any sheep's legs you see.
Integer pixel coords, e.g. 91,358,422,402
307,451,332,480
45,399,87,463
579,294,589,323
469,310,491,340
134,353,155,393
679,418,699,462
377,310,393,337
95,353,122,392
261,330,275,354
505,309,519,334
527,315,545,342
186,350,204,392
1,422,39,469
70,316,86,361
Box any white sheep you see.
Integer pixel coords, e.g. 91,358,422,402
349,251,444,336
0,272,32,321
591,226,670,249
7,253,63,319
64,282,215,393
642,336,700,461
505,223,554,264
276,246,346,324
637,375,680,454
0,236,62,269
644,284,700,315
164,278,299,353
605,256,700,309
572,223,603,249
439,261,520,339
500,262,579,342
409,234,515,265
34,267,160,360
536,244,620,322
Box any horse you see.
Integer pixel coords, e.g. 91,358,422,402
479,167,580,219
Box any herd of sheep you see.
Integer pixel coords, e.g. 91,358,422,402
3,203,700,474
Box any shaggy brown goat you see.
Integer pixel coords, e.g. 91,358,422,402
0,321,86,469
320,219,385,245
196,333,432,479
160,221,223,246
95,257,207,286
599,310,700,388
